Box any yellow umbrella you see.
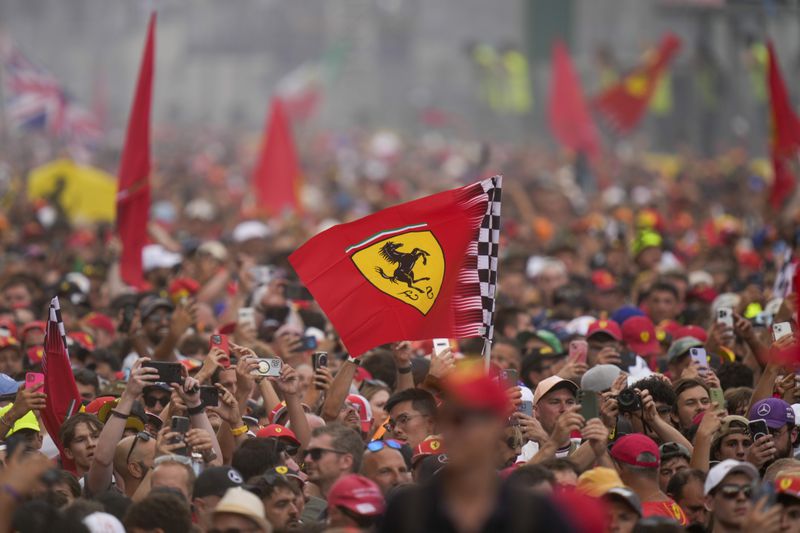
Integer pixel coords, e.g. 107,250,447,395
27,159,117,223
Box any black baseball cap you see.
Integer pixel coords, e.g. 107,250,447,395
193,466,244,499
139,297,174,321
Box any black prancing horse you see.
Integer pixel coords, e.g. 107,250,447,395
375,241,431,293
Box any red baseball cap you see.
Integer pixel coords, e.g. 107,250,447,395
0,318,18,339
26,345,44,365
346,394,374,434
610,434,659,468
591,270,619,292
441,366,512,417
776,475,800,499
622,316,660,356
674,325,708,343
656,319,681,343
84,313,115,336
412,437,445,465
586,319,622,341
327,474,385,517
84,396,117,415
67,332,95,352
0,336,20,350
256,424,301,446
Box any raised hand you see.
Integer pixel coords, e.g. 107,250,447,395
123,358,159,400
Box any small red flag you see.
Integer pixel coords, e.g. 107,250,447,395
594,33,681,133
252,98,302,216
289,177,502,356
116,13,156,287
767,42,800,209
41,297,82,472
548,40,600,159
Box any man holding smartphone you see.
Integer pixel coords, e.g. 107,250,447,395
747,398,797,471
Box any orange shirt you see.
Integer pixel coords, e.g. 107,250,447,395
642,499,689,525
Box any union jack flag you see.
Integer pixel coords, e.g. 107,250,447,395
1,38,102,144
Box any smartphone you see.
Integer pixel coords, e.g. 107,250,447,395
238,307,256,329
291,336,318,353
519,400,533,417
773,321,793,341
749,419,769,441
433,338,450,357
118,305,135,333
569,340,588,364
689,347,708,372
209,334,230,356
285,283,313,301
709,387,726,409
312,352,328,371
253,358,283,377
717,307,734,329
143,361,183,384
170,416,190,455
199,386,219,407
210,334,231,368
501,369,519,389
577,390,600,421
25,372,44,390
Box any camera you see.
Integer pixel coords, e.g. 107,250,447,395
253,358,283,377
617,388,642,414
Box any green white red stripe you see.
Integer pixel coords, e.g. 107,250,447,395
345,223,428,254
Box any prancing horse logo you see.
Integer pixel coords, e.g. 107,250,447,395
375,241,431,293
349,227,444,315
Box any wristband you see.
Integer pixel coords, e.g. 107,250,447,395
187,403,205,416
1,484,22,503
398,366,413,375
109,409,129,420
230,425,249,437
346,355,360,365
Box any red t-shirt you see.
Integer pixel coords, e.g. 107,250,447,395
642,499,688,525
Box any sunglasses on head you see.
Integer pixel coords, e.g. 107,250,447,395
125,431,153,464
717,483,753,499
143,394,171,408
366,439,403,453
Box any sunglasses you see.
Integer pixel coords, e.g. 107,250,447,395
125,432,152,465
717,483,753,499
366,439,403,453
304,447,346,461
143,394,171,408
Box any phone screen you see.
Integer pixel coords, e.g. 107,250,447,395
578,390,600,421
749,419,769,441
709,387,725,409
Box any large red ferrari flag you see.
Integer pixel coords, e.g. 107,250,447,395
116,13,155,287
767,42,800,209
41,297,82,472
289,177,502,356
594,33,681,133
548,40,600,159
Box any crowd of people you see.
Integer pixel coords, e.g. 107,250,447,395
0,126,798,533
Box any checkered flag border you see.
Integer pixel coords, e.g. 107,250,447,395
42,296,68,373
477,176,502,341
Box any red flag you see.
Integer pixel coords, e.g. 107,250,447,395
116,13,156,287
41,297,82,471
548,40,600,159
594,33,681,133
252,98,302,215
289,177,502,356
767,42,800,209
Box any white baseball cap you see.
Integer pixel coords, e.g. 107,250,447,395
704,459,759,496
533,376,578,406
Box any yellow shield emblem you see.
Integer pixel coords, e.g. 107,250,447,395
351,229,444,315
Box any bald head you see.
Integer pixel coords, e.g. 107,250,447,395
360,447,411,496
114,434,155,489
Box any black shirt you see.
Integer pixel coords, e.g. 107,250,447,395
379,472,575,533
